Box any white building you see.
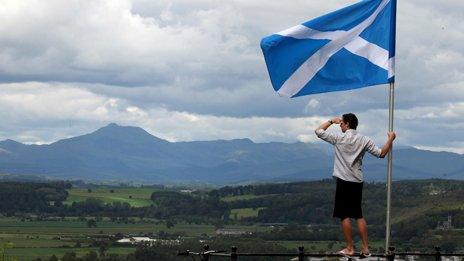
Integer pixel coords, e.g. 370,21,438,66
117,237,180,246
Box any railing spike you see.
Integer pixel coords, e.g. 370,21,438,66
298,246,304,261
231,246,238,261
435,246,441,261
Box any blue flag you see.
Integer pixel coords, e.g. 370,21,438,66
261,0,397,98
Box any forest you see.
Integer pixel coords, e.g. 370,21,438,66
1,179,464,260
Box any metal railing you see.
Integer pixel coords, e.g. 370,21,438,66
178,245,464,261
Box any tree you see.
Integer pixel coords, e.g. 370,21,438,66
98,241,109,258
83,250,98,261
134,245,161,261
87,219,97,228
62,252,77,261
166,220,175,229
327,242,334,250
0,242,14,260
213,220,224,229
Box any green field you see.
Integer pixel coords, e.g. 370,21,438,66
276,240,344,251
0,217,270,260
275,240,384,252
6,247,135,260
221,194,273,202
65,188,156,207
3,182,441,259
230,207,265,219
0,218,218,237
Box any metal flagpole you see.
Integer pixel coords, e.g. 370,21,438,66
385,81,395,252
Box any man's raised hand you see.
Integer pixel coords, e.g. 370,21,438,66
387,131,396,141
331,117,342,124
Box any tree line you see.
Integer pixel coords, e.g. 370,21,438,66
2,179,464,247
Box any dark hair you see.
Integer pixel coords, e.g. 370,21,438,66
342,113,358,130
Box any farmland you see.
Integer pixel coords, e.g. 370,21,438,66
0,217,270,260
1,179,464,260
64,188,156,207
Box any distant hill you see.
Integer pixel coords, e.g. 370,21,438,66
0,123,462,184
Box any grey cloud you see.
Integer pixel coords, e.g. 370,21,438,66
1,81,463,154
0,0,260,89
0,1,462,153
1,1,462,114
81,81,309,118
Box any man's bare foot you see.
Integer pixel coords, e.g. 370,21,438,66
338,248,355,257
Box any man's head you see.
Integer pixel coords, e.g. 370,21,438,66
341,113,358,132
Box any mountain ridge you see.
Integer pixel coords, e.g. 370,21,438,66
0,123,462,185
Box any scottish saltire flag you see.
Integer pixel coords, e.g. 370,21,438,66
261,0,397,98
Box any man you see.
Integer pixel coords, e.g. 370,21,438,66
315,113,396,257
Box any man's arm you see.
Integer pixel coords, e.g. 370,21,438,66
314,117,342,145
379,132,396,158
315,117,341,132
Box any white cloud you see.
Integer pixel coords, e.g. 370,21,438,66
0,0,462,154
0,82,325,144
414,145,464,155
0,81,463,154
0,0,258,87
304,99,321,113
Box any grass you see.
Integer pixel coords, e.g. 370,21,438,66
6,247,135,261
391,198,464,224
0,217,270,260
276,240,344,251
275,240,385,252
0,218,216,237
221,194,274,202
230,208,265,220
64,188,156,207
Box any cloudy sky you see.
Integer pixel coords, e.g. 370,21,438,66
0,0,463,153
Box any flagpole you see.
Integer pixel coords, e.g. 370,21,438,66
385,81,395,252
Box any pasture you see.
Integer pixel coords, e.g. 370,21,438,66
230,208,265,220
0,217,269,260
221,194,272,202
64,187,156,207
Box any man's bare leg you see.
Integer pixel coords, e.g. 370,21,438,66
357,218,369,254
341,218,354,254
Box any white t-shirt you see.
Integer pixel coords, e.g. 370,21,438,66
315,128,381,182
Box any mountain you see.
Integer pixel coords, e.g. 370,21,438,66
0,123,463,184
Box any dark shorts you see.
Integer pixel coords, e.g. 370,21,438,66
333,177,364,219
